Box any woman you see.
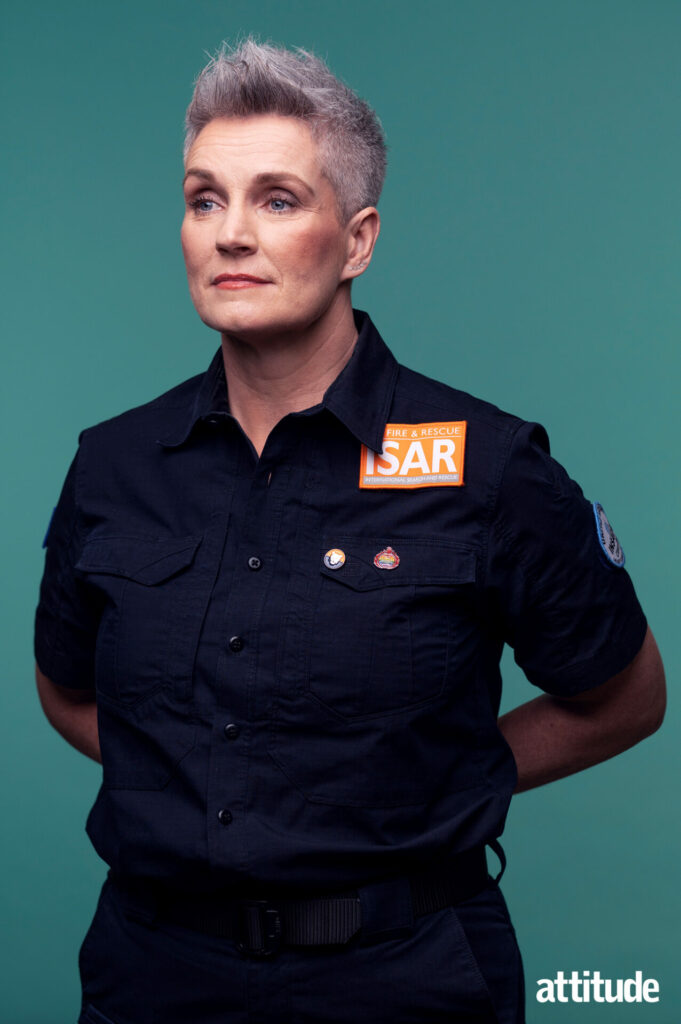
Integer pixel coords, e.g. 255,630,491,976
35,39,664,1024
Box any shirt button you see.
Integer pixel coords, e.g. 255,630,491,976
229,636,244,653
247,556,262,571
217,808,233,826
223,723,240,740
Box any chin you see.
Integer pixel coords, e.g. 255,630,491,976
205,315,277,338
199,304,318,341
196,299,270,337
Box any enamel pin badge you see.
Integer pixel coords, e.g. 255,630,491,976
374,546,400,570
323,548,346,570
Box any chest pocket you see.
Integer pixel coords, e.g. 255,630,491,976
270,537,479,806
75,534,202,706
304,537,477,720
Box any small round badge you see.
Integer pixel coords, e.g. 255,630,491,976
323,548,346,570
374,546,400,570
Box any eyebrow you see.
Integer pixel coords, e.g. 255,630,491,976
183,167,315,196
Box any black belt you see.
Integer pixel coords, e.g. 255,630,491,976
112,842,504,958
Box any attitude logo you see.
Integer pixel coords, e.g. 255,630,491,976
536,971,659,1004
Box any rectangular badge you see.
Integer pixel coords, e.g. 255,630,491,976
359,421,467,489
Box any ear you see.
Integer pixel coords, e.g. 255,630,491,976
340,207,381,281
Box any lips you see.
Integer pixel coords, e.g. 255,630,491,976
213,273,269,286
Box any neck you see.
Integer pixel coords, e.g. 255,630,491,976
220,292,358,457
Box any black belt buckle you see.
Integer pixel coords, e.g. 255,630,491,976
236,900,282,957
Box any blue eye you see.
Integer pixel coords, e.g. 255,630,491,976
189,195,218,213
268,195,296,213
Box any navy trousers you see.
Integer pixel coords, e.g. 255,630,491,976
78,875,525,1023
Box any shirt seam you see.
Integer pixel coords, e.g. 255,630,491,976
479,418,527,596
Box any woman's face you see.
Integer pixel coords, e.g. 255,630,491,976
181,115,353,342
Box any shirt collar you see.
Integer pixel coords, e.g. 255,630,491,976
157,348,229,448
321,309,398,453
158,309,398,453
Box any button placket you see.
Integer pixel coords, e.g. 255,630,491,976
207,450,292,872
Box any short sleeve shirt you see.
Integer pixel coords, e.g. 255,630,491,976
34,310,647,892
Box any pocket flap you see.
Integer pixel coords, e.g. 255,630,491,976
320,538,477,590
75,535,201,585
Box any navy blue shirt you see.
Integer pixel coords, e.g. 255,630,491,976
35,311,646,894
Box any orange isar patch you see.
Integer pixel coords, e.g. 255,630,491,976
359,422,467,489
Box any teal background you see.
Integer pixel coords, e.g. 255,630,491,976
2,0,679,1020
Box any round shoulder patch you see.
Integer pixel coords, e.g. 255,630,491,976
592,501,625,568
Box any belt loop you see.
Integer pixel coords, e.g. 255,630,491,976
487,839,507,883
357,875,414,944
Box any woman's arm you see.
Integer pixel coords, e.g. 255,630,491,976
35,664,101,764
498,626,665,793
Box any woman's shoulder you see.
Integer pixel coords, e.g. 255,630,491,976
77,353,220,451
86,374,201,435
393,361,527,441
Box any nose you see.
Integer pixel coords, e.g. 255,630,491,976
214,200,257,256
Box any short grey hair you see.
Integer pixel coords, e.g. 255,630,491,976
184,39,387,223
